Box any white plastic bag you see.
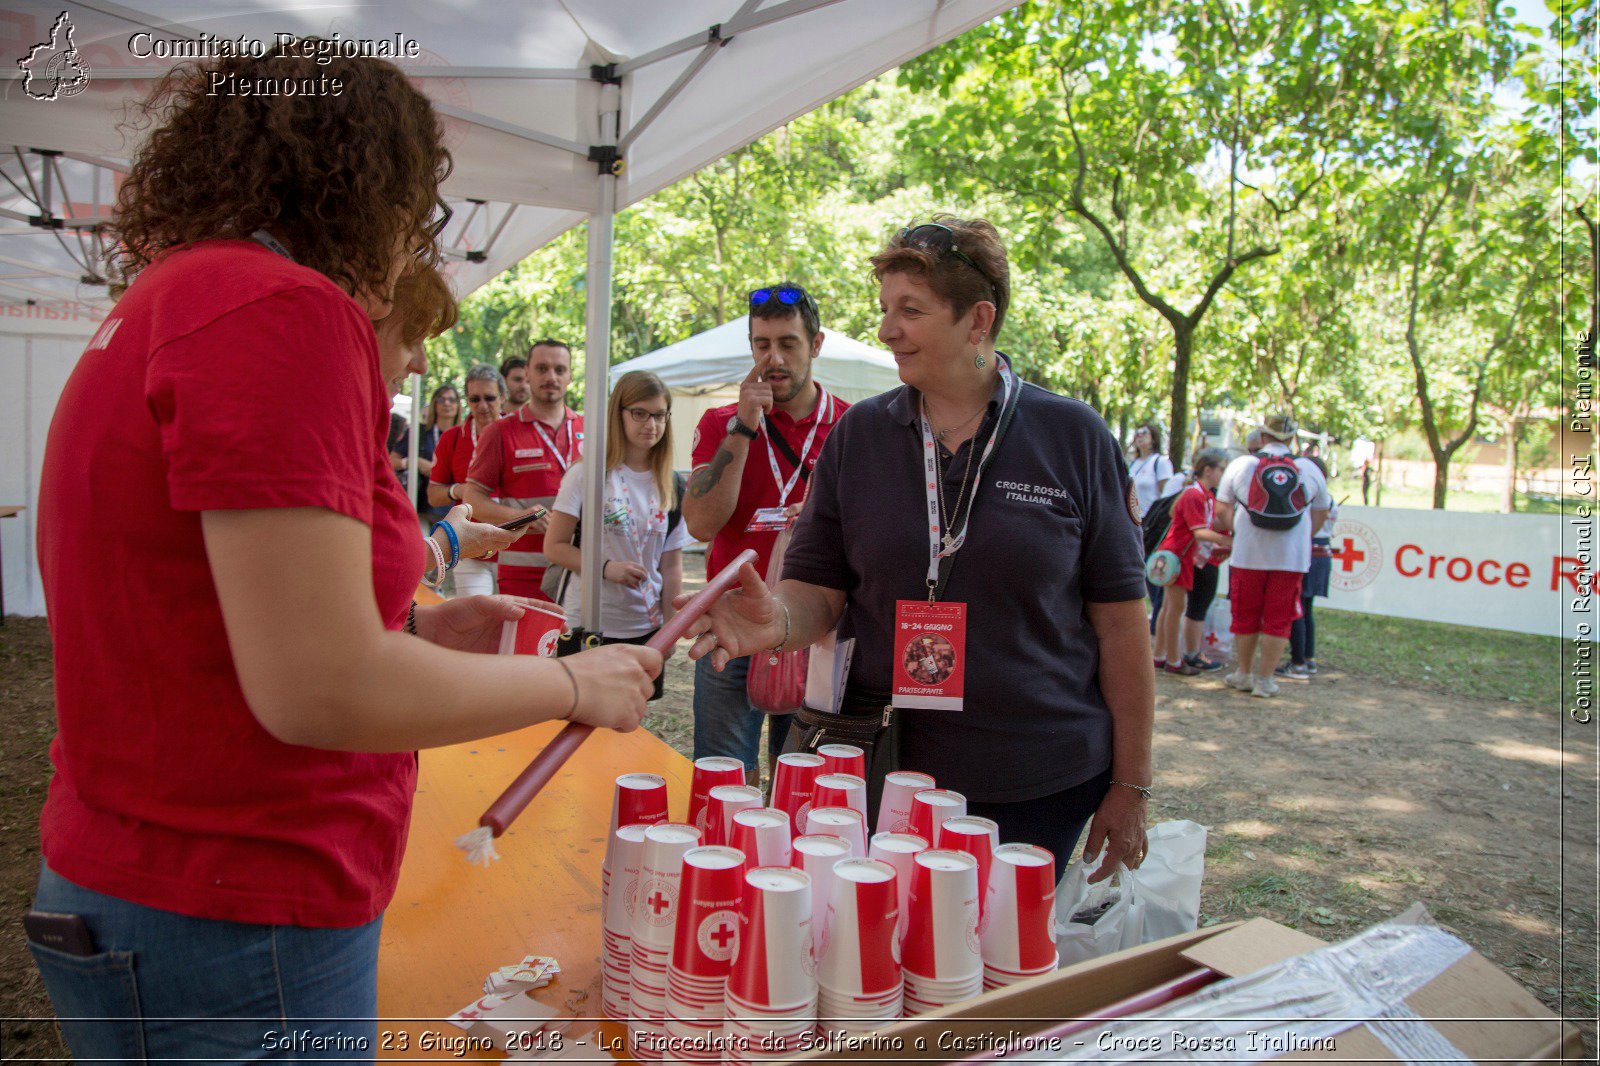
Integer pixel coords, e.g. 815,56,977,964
1202,596,1233,659
1054,820,1207,966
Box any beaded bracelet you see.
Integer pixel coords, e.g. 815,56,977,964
422,535,447,590
431,520,461,570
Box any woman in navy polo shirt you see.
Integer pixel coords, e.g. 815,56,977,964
683,217,1155,883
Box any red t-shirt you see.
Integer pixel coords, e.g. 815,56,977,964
36,240,423,928
430,419,484,493
690,389,848,579
1159,483,1215,564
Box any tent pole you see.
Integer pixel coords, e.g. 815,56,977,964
580,84,622,637
408,374,421,506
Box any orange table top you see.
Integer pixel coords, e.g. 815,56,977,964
377,718,691,1061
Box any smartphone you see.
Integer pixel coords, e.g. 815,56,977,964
500,506,549,532
24,910,97,956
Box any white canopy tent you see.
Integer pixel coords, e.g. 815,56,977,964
612,315,901,472
0,0,1018,620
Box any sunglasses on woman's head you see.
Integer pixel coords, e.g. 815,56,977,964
897,223,1001,307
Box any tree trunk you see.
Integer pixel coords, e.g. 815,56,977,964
1502,413,1518,514
1168,325,1192,470
1117,408,1129,451
1431,451,1449,510
1374,441,1385,507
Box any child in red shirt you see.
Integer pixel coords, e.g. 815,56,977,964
1153,450,1233,675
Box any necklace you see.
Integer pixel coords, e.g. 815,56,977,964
926,398,980,551
922,395,984,443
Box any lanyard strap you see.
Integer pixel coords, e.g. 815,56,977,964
251,230,293,261
920,356,1021,601
534,416,576,472
761,390,831,508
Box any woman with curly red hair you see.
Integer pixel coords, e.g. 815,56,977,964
30,43,659,1060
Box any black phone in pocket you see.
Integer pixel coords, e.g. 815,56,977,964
24,910,97,956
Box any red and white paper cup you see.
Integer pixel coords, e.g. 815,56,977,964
875,770,935,835
817,743,866,778
868,830,928,945
816,858,901,996
804,806,868,857
769,752,826,835
497,599,568,658
728,807,792,873
633,823,703,952
704,784,763,848
667,844,746,1054
687,757,746,835
980,843,1058,988
937,816,999,915
610,773,671,837
908,788,966,846
792,833,852,953
902,849,983,984
812,772,868,821
602,824,651,1020
726,867,817,1011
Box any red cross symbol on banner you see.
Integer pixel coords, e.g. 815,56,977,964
1332,537,1366,572
646,890,670,915
710,922,735,949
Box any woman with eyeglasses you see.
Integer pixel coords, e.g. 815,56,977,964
544,371,690,701
30,46,659,1062
387,382,460,523
682,217,1154,884
431,363,509,596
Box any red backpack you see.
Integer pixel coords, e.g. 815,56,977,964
1243,454,1309,530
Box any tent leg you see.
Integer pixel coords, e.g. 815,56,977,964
578,171,617,637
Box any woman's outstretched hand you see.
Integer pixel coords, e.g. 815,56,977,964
676,562,781,671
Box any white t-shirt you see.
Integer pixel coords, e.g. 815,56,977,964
552,462,691,637
1128,452,1175,517
1216,444,1332,573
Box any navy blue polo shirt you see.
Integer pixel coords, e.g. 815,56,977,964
783,374,1146,802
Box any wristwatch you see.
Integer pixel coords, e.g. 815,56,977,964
726,415,758,440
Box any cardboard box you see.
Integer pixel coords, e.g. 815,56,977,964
797,918,1582,1063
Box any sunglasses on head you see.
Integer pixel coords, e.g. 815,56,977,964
749,285,813,310
898,223,1001,308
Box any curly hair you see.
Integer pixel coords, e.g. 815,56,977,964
109,39,450,299
388,265,458,346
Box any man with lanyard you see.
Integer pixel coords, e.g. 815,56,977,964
684,283,848,779
465,340,582,599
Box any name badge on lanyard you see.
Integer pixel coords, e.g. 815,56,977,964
890,357,1019,713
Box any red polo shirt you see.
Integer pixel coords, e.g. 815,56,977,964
36,240,422,927
430,419,487,496
466,404,582,598
690,388,847,579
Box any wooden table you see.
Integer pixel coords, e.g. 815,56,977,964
377,719,691,1061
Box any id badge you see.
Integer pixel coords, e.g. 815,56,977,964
891,600,967,711
745,506,789,533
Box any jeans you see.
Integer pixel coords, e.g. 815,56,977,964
693,653,791,780
966,767,1112,883
1289,595,1317,664
1146,579,1164,635
28,864,382,1063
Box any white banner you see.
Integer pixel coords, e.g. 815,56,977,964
1315,505,1594,637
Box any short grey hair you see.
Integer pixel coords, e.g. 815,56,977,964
465,362,506,398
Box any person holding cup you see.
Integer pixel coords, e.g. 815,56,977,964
682,218,1153,883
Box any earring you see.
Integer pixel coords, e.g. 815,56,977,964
974,351,987,369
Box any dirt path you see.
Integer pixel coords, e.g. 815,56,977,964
2,569,1594,1057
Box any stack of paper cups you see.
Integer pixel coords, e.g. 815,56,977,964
868,831,927,945
704,784,763,848
665,845,746,1064
804,806,867,857
812,773,868,821
936,816,999,915
980,844,1058,990
688,758,746,836
769,753,826,835
724,867,817,1063
875,771,935,835
603,774,671,945
901,849,983,1015
816,858,903,1035
602,824,651,1022
729,807,792,873
792,834,852,956
629,823,703,1061
908,789,966,847
817,743,866,778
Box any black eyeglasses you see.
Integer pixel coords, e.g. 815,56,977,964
425,196,453,243
749,285,815,311
623,406,669,425
898,223,1002,308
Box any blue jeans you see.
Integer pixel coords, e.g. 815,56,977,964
693,654,790,780
28,864,382,1063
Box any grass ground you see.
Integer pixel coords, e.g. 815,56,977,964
1327,475,1566,515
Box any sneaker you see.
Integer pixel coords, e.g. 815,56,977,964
1251,675,1280,698
1306,659,1319,674
1224,670,1254,691
1184,654,1225,672
1164,661,1201,677
1273,664,1290,677
1153,657,1166,670
1285,663,1312,680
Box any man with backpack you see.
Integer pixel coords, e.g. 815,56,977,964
1214,414,1331,698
